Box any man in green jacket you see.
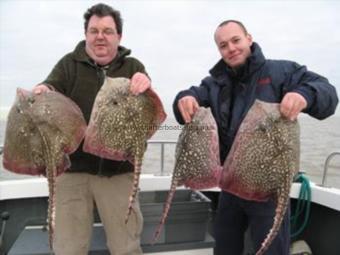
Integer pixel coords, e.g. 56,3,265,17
33,3,149,255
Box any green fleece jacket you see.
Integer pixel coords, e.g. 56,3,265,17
43,40,147,176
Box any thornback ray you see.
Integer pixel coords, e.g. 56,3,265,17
153,107,222,243
220,99,300,255
2,88,86,249
83,77,166,223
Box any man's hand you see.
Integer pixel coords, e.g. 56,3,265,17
130,72,151,95
177,96,199,123
32,84,51,95
280,92,307,121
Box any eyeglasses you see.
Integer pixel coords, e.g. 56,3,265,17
87,28,116,36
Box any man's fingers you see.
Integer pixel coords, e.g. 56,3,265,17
280,96,291,117
130,72,151,95
33,85,50,95
34,88,42,95
281,101,296,120
187,99,199,118
178,103,191,123
290,100,306,120
177,96,199,123
193,100,199,112
280,92,307,121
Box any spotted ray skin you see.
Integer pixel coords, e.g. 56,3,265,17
220,100,300,255
153,107,222,242
83,77,166,223
2,88,86,249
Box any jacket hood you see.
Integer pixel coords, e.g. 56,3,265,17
71,40,131,66
209,42,266,82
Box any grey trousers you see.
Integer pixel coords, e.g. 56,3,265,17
53,172,143,255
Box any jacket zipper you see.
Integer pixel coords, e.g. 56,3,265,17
96,66,106,176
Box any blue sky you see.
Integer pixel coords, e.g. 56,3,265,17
1,0,339,118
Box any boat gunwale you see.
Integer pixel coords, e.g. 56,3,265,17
0,174,339,211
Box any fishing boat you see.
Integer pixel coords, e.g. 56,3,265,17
0,143,339,255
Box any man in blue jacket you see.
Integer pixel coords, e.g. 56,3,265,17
173,20,338,255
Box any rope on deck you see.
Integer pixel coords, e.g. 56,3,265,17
290,173,311,239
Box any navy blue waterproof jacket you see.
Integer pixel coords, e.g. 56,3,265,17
173,42,338,163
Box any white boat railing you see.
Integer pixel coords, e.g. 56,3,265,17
321,152,340,187
147,140,177,175
0,144,339,185
0,140,178,177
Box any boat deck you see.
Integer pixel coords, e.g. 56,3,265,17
1,148,340,255
8,224,214,255
2,175,340,255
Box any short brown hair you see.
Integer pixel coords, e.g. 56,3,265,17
217,20,248,35
84,3,123,35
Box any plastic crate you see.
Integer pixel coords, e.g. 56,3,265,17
140,189,211,244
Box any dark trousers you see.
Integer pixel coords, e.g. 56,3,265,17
214,191,290,255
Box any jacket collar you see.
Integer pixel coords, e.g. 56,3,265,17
71,40,131,67
209,42,266,83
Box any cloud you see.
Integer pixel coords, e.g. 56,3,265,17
1,0,339,114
